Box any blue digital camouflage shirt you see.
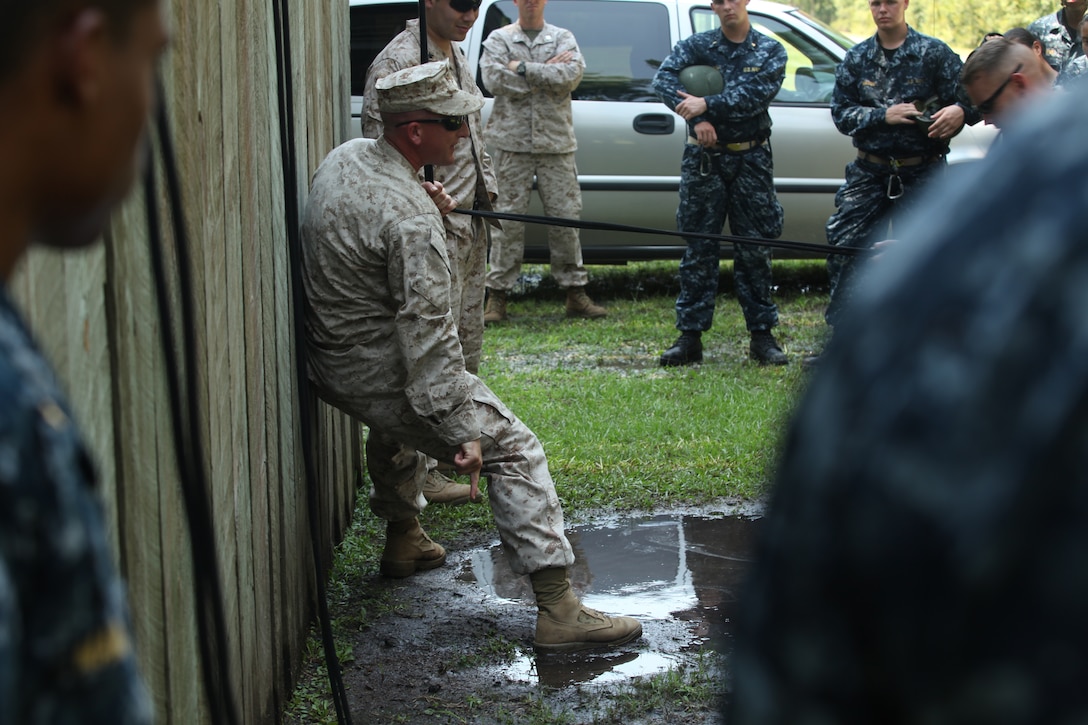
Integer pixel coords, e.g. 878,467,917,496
0,287,152,724
831,27,978,159
730,85,1088,724
652,26,786,144
1028,7,1084,72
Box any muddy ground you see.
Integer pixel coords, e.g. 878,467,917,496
287,503,764,724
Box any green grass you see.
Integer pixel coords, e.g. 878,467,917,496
283,259,831,723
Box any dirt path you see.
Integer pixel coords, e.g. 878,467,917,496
289,506,762,724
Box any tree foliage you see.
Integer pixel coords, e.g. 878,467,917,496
789,0,1059,53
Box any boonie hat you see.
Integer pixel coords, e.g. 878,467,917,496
376,60,484,116
679,65,724,97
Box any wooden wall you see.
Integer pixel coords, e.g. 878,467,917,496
8,1,358,723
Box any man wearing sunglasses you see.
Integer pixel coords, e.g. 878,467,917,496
302,61,642,654
480,0,608,323
962,38,1051,132
363,0,496,507
818,0,978,343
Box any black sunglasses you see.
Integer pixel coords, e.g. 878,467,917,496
395,115,467,132
449,0,482,12
976,63,1022,115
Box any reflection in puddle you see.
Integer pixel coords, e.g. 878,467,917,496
465,512,760,688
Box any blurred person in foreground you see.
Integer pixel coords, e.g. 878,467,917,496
962,38,1054,132
811,0,977,365
480,0,607,323
0,0,168,721
730,83,1088,723
301,61,642,653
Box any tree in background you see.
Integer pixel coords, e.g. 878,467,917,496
792,0,1056,52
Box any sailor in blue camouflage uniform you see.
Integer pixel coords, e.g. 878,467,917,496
730,86,1088,723
652,0,789,367
0,0,166,721
821,0,977,333
1028,0,1086,72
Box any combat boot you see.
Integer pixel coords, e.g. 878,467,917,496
422,468,472,506
750,329,788,366
659,332,702,367
484,290,507,324
380,517,446,578
565,287,607,319
530,567,642,653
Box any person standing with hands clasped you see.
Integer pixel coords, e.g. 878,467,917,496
0,0,168,721
814,0,977,359
481,0,607,323
652,0,789,367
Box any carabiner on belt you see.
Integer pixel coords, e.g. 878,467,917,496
886,158,905,200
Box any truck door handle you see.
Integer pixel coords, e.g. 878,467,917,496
632,113,675,135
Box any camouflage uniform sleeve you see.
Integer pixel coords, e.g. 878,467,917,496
0,345,152,723
363,55,411,139
652,35,698,112
387,216,480,445
831,43,887,137
525,28,584,94
930,40,980,127
705,35,786,122
480,30,527,98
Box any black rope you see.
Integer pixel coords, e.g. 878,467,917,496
144,83,242,725
271,1,354,723
419,0,434,183
454,207,869,257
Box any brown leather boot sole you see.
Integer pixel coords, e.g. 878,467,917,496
379,550,447,579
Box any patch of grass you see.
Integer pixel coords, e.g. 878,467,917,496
601,650,723,722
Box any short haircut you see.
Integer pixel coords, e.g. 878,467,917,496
962,37,1019,86
1003,27,1041,50
0,0,155,80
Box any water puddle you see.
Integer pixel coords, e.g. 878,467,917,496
460,511,761,688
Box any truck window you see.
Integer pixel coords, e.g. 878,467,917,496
691,8,839,104
350,2,418,96
479,0,672,102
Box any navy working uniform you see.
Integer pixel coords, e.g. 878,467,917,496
730,88,1088,723
1028,3,1085,72
652,26,787,362
0,288,152,724
824,27,977,327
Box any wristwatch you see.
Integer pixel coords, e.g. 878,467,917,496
516,61,527,76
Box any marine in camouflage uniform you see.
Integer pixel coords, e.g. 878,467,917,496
652,0,788,367
302,62,641,652
1027,0,1086,72
480,5,606,321
362,16,497,375
730,84,1088,724
363,6,497,504
0,287,152,724
823,8,977,329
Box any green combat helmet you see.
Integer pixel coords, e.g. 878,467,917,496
679,65,724,97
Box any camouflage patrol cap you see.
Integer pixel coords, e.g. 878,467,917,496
376,60,484,116
679,65,724,97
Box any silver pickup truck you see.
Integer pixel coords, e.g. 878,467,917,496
349,0,996,261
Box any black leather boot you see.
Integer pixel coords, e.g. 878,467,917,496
750,330,788,365
660,332,703,367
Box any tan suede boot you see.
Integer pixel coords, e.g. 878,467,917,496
530,567,642,652
422,468,472,505
380,518,446,578
484,290,507,324
565,287,607,319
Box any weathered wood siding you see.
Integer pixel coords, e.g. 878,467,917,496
9,2,358,723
